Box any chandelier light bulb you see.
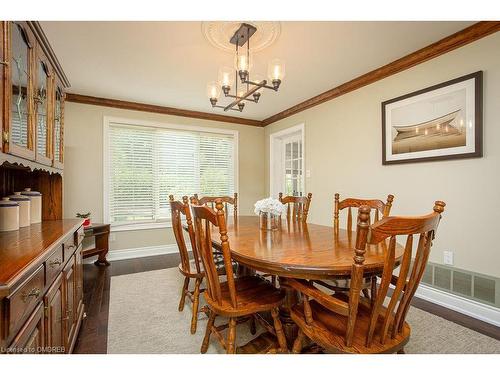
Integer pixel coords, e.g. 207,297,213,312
218,66,234,89
268,58,286,81
206,81,220,101
234,50,254,73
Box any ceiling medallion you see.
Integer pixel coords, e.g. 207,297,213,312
202,21,281,53
206,23,285,113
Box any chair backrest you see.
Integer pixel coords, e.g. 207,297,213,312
333,193,394,232
191,193,238,219
290,200,445,349
278,193,312,222
169,195,201,274
191,199,238,309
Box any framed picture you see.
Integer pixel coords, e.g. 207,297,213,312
382,71,483,165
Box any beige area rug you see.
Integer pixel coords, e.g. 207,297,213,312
107,268,500,354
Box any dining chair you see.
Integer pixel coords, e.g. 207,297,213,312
169,195,228,334
321,193,395,298
333,193,394,232
192,199,288,354
278,193,312,222
290,201,446,354
192,193,238,219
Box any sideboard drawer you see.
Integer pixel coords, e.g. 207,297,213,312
6,265,45,340
63,234,77,262
45,247,64,284
75,226,85,247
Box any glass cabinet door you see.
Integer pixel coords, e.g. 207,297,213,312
9,22,35,159
53,84,64,168
34,54,52,165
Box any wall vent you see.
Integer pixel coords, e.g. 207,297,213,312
419,262,499,308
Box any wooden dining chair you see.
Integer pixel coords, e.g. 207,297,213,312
333,193,394,232
192,199,288,354
192,193,238,219
290,201,445,354
169,195,231,334
279,192,312,222
169,195,205,334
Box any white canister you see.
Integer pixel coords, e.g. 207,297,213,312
0,198,20,232
21,188,42,224
9,192,31,227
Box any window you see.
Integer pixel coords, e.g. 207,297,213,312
104,118,237,229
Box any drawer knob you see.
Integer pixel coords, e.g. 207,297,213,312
21,288,41,302
49,258,62,267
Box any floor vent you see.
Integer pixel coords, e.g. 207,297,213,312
419,262,499,308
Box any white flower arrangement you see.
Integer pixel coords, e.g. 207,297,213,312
254,197,286,216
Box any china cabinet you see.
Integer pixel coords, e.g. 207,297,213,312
0,21,78,355
1,21,69,169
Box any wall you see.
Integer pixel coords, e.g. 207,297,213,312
63,102,265,251
265,32,500,278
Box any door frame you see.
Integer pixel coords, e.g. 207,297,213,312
269,123,305,198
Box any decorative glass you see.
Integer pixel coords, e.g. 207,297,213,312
36,61,49,157
10,23,30,148
259,211,280,231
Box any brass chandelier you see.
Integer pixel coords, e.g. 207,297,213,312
206,23,285,112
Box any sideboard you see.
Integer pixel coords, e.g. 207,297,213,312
0,219,85,353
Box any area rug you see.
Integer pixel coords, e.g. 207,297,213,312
107,268,500,354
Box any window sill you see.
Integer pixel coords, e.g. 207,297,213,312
111,221,172,232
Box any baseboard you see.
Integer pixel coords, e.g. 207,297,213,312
83,244,179,263
415,284,500,327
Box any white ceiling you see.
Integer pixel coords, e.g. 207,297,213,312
40,21,473,121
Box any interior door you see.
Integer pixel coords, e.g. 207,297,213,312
270,126,305,198
281,133,303,197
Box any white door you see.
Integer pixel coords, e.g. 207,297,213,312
270,125,305,198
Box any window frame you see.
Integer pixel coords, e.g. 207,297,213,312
103,116,239,231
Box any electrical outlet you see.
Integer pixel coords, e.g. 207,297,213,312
443,251,454,265
109,233,116,242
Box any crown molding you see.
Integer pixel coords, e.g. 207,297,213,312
261,21,500,126
65,93,263,127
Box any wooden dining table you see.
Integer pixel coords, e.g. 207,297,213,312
189,215,405,352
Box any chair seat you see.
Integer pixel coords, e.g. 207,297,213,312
291,295,410,354
204,276,285,317
179,256,238,278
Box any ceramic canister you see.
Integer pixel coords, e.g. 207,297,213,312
9,192,31,227
21,188,42,224
0,197,20,232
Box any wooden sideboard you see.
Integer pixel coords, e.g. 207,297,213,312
0,219,85,354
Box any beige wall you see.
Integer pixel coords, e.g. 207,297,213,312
63,102,266,251
265,32,500,278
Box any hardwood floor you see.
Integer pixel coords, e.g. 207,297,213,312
73,254,500,354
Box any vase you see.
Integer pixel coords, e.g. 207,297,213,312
259,211,280,231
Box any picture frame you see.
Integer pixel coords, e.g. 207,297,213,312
382,71,483,165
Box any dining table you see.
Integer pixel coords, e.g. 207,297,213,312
188,215,405,353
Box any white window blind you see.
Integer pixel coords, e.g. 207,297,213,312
107,121,236,226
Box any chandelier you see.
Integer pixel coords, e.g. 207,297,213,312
206,23,285,112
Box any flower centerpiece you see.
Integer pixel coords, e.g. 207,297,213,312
254,197,286,231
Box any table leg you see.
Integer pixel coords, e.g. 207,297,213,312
277,277,299,346
94,232,110,267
